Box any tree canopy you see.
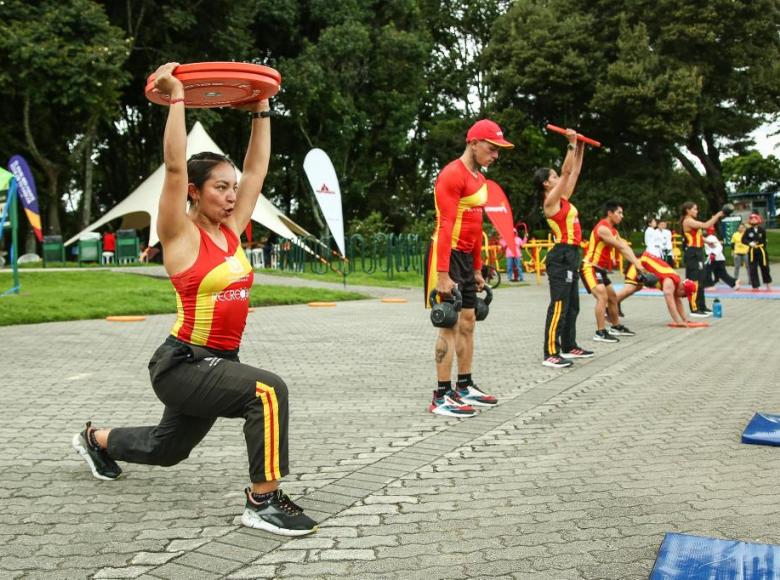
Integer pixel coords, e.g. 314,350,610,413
0,0,777,246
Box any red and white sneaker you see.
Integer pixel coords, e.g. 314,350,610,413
428,390,477,417
561,346,594,359
455,384,498,407
542,356,574,368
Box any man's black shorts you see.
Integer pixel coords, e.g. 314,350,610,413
580,262,611,294
425,247,477,309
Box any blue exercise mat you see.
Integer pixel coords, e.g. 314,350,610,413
651,532,780,579
742,413,780,446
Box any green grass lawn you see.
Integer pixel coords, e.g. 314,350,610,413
0,271,367,326
259,267,424,288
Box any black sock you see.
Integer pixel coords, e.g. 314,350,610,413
456,374,472,389
437,381,451,397
250,490,274,504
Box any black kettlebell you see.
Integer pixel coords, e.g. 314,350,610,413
429,287,463,328
636,271,659,288
475,286,493,321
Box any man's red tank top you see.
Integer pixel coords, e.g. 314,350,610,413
169,225,253,350
546,198,581,245
584,218,617,268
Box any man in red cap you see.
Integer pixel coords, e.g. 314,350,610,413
425,119,513,417
616,253,700,327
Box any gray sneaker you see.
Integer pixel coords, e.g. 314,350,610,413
593,329,619,343
241,488,318,537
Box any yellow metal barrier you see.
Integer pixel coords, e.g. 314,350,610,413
482,232,503,271
523,237,554,284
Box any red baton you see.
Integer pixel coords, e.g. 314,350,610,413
545,124,602,148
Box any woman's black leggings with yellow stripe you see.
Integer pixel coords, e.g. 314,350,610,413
543,244,581,358
107,336,288,483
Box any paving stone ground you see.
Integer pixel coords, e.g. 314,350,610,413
1,273,778,579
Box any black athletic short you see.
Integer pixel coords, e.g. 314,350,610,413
580,262,611,293
424,247,477,310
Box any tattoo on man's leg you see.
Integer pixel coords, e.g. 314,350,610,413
435,337,448,363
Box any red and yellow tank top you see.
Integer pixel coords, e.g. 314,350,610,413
627,252,680,288
431,159,488,271
170,225,253,351
546,198,581,245
683,222,703,248
584,218,617,268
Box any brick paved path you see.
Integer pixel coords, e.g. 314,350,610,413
1,279,778,579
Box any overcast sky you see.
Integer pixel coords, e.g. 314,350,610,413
751,121,780,157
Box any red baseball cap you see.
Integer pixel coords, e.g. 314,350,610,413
466,119,514,148
682,279,697,299
749,212,763,224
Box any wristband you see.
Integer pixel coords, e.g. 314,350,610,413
250,110,273,119
169,98,185,105
567,143,575,150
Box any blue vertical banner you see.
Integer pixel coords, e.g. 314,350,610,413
8,155,42,241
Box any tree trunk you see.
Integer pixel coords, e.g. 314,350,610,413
685,137,726,210
25,230,36,254
46,171,61,235
23,96,63,235
80,126,97,229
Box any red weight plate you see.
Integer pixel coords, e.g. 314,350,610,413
145,62,281,89
145,71,279,108
173,61,282,84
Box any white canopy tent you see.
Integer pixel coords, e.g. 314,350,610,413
65,122,311,247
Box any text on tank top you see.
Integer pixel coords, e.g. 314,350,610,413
170,225,254,350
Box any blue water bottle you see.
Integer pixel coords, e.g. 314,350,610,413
712,298,722,318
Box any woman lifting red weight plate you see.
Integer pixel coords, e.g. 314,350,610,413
145,61,282,108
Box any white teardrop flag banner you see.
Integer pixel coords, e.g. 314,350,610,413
303,148,345,256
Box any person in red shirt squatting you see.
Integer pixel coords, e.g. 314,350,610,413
581,201,645,343
71,62,317,537
534,128,589,369
425,119,514,417
616,253,699,327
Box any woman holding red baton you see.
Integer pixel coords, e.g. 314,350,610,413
534,128,591,368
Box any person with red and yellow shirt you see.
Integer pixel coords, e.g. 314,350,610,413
71,62,317,537
425,119,514,417
617,253,699,327
680,201,724,316
581,201,644,343
533,128,588,368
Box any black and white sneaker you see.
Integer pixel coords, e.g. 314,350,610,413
542,356,574,368
72,421,122,481
690,311,711,318
241,488,318,537
593,329,619,343
608,324,636,337
561,346,595,359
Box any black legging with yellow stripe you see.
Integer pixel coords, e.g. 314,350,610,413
543,244,581,358
107,336,288,483
684,247,707,312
